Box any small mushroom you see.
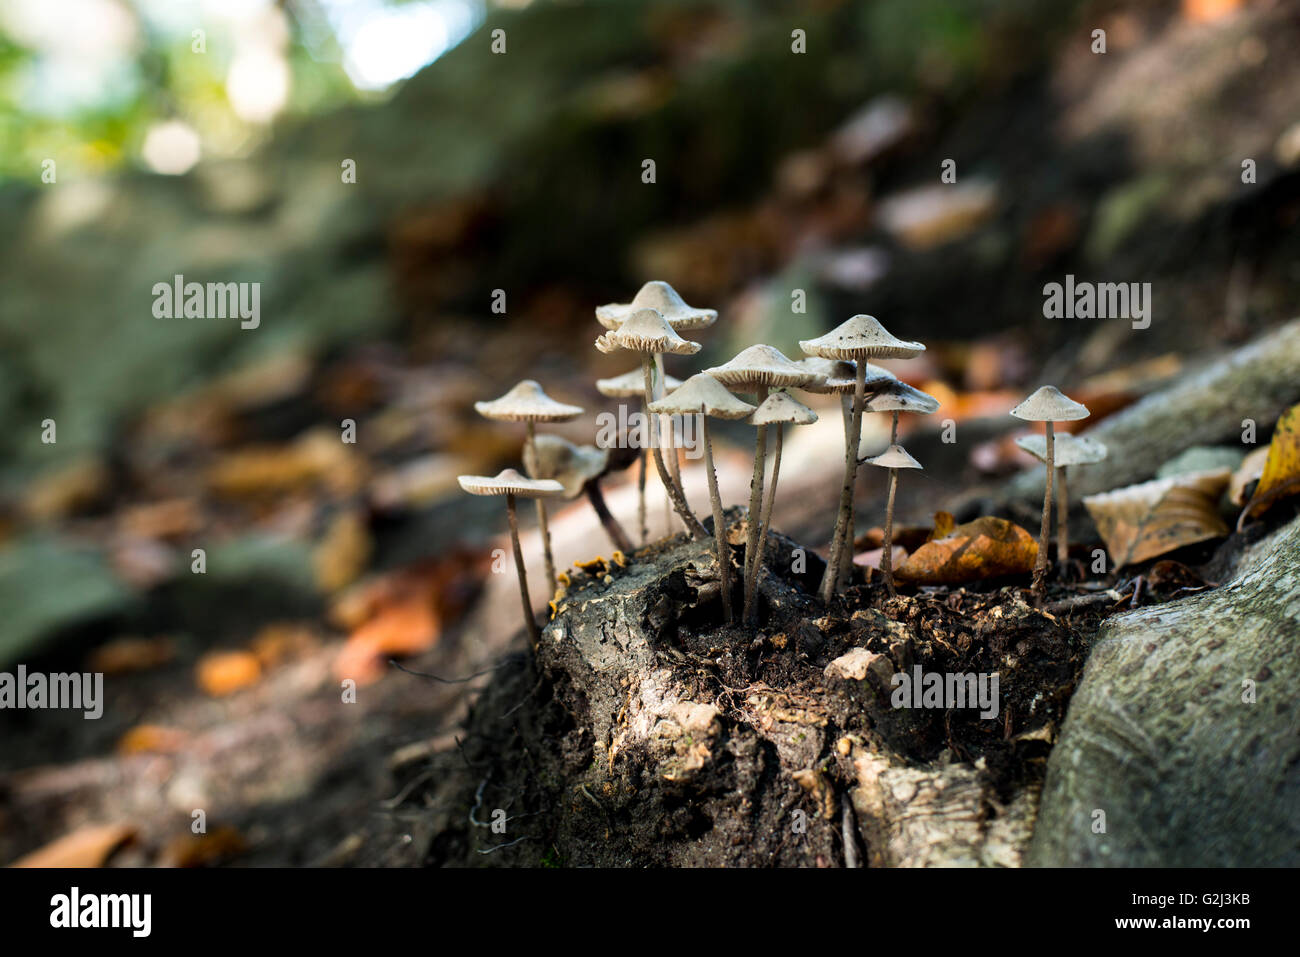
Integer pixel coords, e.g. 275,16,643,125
705,345,823,619
458,469,564,648
527,435,635,554
595,308,707,538
799,356,897,587
800,315,925,602
860,444,922,596
596,368,683,545
597,283,716,509
649,374,755,623
475,380,583,595
745,392,817,622
1010,386,1090,594
1015,431,1108,573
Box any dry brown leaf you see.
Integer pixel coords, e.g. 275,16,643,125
249,622,318,668
895,516,1038,584
333,591,439,685
1084,469,1231,568
1182,0,1242,23
207,429,366,500
1229,445,1270,506
1241,403,1300,525
159,827,247,868
10,823,136,868
312,508,372,593
196,650,263,697
23,457,109,521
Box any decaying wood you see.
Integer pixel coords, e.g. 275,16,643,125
1029,516,1300,866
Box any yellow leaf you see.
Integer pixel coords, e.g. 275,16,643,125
1242,403,1300,524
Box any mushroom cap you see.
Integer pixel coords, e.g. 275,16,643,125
594,308,701,356
862,379,940,415
458,468,565,498
748,391,818,426
595,368,683,398
1016,431,1108,467
525,435,609,499
474,379,584,422
797,357,897,395
862,443,923,470
595,280,718,332
704,344,823,391
800,314,925,360
1010,385,1090,422
647,373,755,420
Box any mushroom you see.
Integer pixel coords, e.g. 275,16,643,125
475,380,583,595
595,308,707,538
527,434,636,554
798,357,897,583
704,345,823,615
596,368,683,545
745,391,817,622
458,469,564,648
1015,431,1108,574
649,373,755,623
1010,386,1090,594
597,283,716,506
800,315,925,602
860,444,923,596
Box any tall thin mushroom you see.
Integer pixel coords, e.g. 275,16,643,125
746,391,817,623
475,380,583,596
799,356,898,589
1015,431,1107,574
597,282,717,512
704,345,822,622
1009,386,1090,595
649,374,755,623
527,434,636,554
458,469,564,648
596,309,707,538
860,444,923,595
596,369,682,545
800,316,925,603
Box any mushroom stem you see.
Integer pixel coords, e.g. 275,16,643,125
743,384,770,622
637,449,648,545
836,395,855,591
525,422,557,595
1055,466,1069,572
881,467,899,597
584,480,633,554
890,409,899,444
655,352,683,495
1033,422,1055,594
821,361,868,602
748,421,784,624
641,356,707,538
702,415,733,624
505,493,541,649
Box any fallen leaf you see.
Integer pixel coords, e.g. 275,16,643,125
10,823,136,868
1229,445,1270,506
1182,0,1242,23
1084,469,1231,568
207,429,366,500
88,635,176,674
312,508,372,593
895,516,1038,584
159,827,247,868
118,724,189,755
1241,403,1300,525
23,457,109,521
876,181,998,251
333,591,438,685
852,545,908,569
249,622,318,668
196,650,263,697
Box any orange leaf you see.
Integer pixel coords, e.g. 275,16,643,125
10,823,136,868
118,724,189,755
895,516,1038,584
196,650,263,697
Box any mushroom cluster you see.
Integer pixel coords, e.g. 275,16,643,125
460,282,950,642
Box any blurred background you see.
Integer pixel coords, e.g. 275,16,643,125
1,0,1299,866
